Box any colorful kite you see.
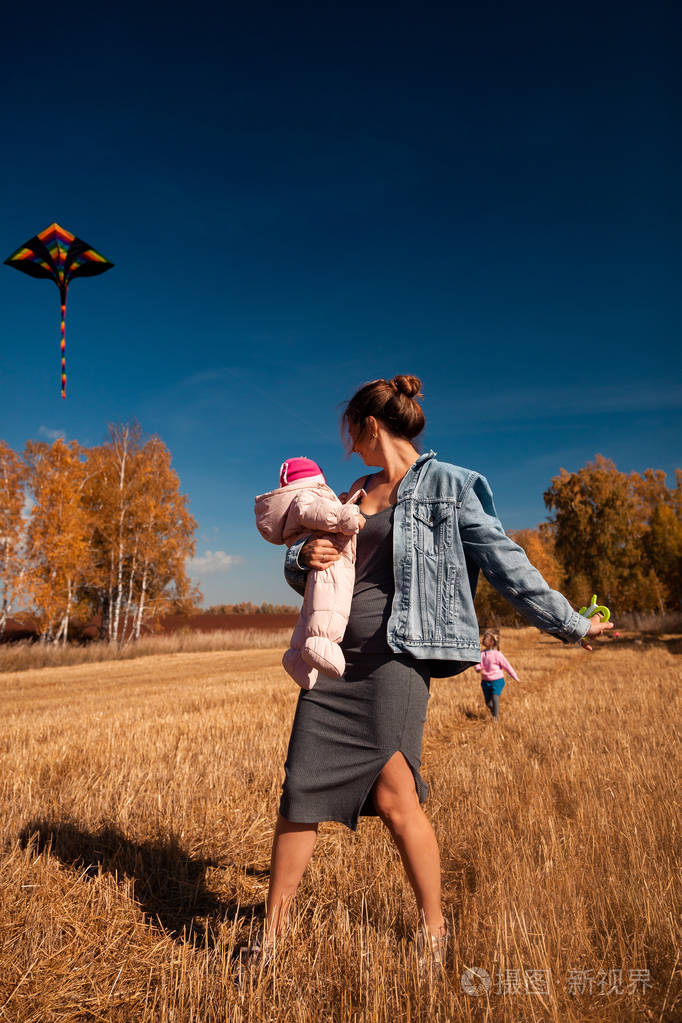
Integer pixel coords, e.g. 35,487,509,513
5,222,114,398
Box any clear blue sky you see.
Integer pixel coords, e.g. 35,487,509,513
1,4,680,605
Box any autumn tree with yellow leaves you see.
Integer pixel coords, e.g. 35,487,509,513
2,430,679,639
24,439,93,644
0,425,198,644
475,457,682,626
81,424,199,642
127,435,199,638
0,441,26,636
544,456,682,614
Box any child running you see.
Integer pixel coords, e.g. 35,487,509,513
474,630,519,719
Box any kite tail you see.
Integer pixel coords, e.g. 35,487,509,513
60,290,66,399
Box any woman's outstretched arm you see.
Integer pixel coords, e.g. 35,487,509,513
459,474,609,644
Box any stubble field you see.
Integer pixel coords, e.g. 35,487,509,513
0,629,679,1022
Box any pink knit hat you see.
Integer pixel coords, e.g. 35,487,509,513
279,456,325,487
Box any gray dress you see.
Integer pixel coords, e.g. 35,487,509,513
279,498,431,831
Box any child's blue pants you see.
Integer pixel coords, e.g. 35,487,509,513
481,677,505,719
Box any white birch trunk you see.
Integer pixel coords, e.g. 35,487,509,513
46,567,58,643
0,559,20,637
62,580,72,646
121,542,138,645
107,549,115,641
0,540,6,637
0,549,11,638
134,563,148,641
54,580,72,646
111,433,129,644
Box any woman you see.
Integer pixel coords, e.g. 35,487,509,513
246,375,611,971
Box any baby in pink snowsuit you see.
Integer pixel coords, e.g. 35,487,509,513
254,457,365,689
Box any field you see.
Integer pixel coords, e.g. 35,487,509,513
0,630,679,1022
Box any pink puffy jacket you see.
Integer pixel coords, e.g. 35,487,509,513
254,474,365,689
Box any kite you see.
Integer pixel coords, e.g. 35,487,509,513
5,222,114,398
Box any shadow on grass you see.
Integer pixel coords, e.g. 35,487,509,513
607,634,682,656
18,819,266,949
462,708,488,721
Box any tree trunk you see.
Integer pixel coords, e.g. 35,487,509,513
107,550,115,641
134,564,148,641
112,435,129,644
2,566,24,639
100,592,110,641
0,577,10,638
112,524,125,643
61,580,72,646
0,544,6,637
54,584,71,646
121,543,138,645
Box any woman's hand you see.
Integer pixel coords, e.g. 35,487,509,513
300,505,364,569
580,613,614,651
300,537,343,571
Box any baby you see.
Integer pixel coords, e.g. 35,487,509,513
254,457,365,689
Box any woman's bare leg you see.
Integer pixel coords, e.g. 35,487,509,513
265,814,318,937
372,752,446,934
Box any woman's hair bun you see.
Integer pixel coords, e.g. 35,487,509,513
342,373,426,446
391,375,423,400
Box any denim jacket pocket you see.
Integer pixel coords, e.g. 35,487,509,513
413,503,453,558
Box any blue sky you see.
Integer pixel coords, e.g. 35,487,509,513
1,4,680,605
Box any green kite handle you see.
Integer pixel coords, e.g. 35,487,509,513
578,594,611,623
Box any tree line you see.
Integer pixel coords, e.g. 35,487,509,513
2,437,679,641
476,455,682,626
0,424,198,643
201,602,299,615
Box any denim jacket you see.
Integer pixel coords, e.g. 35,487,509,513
284,451,590,677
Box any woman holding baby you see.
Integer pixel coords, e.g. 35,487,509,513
242,374,611,974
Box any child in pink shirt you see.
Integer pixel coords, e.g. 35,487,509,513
474,630,519,719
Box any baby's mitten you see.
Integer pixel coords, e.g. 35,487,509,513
301,636,345,679
282,648,319,690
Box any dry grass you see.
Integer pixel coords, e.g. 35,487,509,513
0,629,293,674
0,631,680,1021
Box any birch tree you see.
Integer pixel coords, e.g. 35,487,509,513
81,423,146,640
24,439,92,643
127,436,198,640
81,424,198,642
0,441,26,636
